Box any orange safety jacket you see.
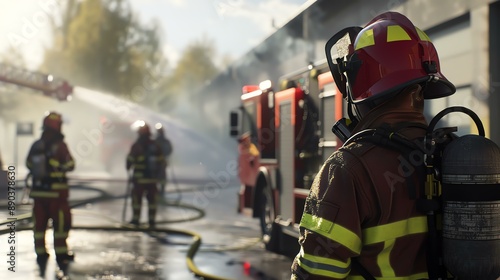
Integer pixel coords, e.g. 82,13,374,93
26,131,75,199
291,111,430,280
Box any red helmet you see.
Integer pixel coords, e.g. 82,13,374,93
326,12,455,116
43,111,63,131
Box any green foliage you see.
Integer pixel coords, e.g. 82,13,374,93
40,0,228,118
41,0,166,97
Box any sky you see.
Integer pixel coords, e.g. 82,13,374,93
0,0,309,71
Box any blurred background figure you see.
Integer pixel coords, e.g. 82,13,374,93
154,123,173,196
126,121,165,228
237,132,260,188
25,111,75,276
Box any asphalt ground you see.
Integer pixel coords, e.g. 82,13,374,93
0,178,294,280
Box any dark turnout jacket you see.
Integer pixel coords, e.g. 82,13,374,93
26,130,75,199
291,108,430,279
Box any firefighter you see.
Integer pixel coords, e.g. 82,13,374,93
154,123,172,196
291,12,456,279
237,132,260,187
126,121,165,228
26,111,75,275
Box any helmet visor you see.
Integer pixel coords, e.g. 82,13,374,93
325,26,362,99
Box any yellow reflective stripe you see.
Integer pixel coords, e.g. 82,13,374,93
415,27,431,41
52,183,68,190
54,232,68,238
297,257,350,279
387,25,411,42
50,171,64,177
300,213,362,254
132,203,141,209
300,247,350,269
62,160,75,169
30,191,59,198
355,28,374,50
34,232,45,239
35,247,47,254
54,247,68,254
378,239,396,277
137,178,158,184
347,272,429,280
49,158,60,167
58,210,64,232
362,216,427,245
137,156,145,161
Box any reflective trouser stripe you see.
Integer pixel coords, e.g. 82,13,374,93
54,247,68,254
52,183,68,190
34,230,46,254
132,193,141,221
59,210,64,232
33,214,47,255
137,179,158,184
30,191,59,198
54,210,69,255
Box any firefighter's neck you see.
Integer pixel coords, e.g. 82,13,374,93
354,84,426,131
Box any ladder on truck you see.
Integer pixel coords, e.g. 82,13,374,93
0,63,73,101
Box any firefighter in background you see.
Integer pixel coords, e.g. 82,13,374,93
237,132,260,187
126,121,165,228
291,12,456,279
26,111,75,275
154,123,172,196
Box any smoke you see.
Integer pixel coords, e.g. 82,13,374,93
0,86,236,183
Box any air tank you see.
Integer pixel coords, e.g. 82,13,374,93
441,134,500,280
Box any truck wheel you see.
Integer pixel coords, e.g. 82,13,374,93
259,186,279,252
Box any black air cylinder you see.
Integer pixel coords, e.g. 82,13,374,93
441,135,500,280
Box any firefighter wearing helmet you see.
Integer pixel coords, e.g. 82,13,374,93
126,121,166,227
26,111,75,276
154,123,173,196
291,12,455,279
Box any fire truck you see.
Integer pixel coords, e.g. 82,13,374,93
230,61,345,257
0,63,73,101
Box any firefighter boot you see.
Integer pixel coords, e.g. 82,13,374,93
56,252,74,276
36,252,50,276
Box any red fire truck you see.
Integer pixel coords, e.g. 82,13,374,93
230,61,345,257
0,63,73,101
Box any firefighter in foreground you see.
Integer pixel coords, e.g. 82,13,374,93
26,111,75,275
154,123,173,196
291,12,457,279
126,121,165,227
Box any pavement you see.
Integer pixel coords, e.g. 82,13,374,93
0,176,294,280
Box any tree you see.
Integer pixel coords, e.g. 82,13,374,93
41,0,167,97
157,37,219,110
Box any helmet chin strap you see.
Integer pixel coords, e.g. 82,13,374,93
346,90,361,127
